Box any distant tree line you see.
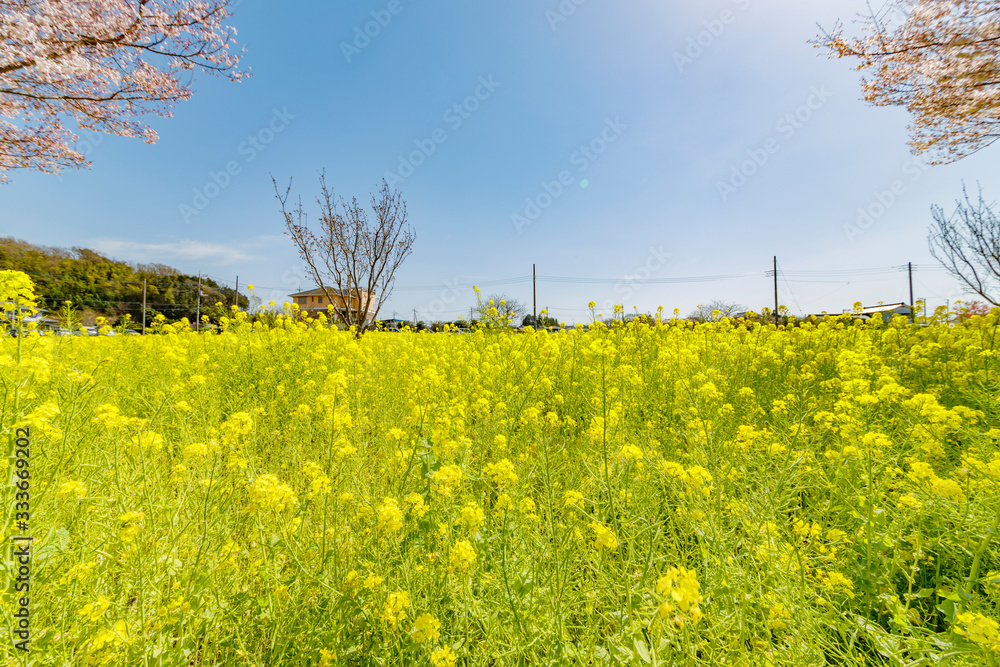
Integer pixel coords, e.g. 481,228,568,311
0,238,246,323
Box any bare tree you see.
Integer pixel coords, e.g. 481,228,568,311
928,183,1000,306
490,294,526,323
274,173,416,334
473,293,526,325
687,299,744,322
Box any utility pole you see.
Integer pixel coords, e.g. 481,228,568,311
773,256,779,324
195,274,202,331
533,263,537,325
908,262,914,322
413,308,417,327
234,275,239,311
141,279,147,335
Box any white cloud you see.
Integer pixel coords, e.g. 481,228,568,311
87,238,257,265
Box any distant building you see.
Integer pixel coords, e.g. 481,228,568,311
2,306,59,331
855,302,912,321
808,302,913,322
288,287,378,324
379,318,406,331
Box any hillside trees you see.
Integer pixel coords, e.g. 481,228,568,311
0,237,244,321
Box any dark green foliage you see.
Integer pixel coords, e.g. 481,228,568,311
0,238,247,322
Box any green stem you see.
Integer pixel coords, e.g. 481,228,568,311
959,503,1000,614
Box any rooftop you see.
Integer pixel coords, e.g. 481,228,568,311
858,303,910,314
288,287,375,298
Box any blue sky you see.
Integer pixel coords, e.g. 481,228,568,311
3,0,999,323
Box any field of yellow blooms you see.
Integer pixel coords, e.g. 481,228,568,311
3,293,1000,664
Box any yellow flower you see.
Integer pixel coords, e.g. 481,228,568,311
617,444,644,468
308,472,332,498
450,539,477,572
819,570,855,598
119,511,145,543
381,590,411,628
60,561,97,585
405,492,429,518
659,461,714,496
591,521,618,550
247,474,298,513
378,498,405,532
484,459,518,487
954,612,1000,651
930,477,964,501
431,645,458,667
494,493,512,513
56,480,87,499
655,566,703,626
458,501,484,532
563,490,585,509
768,602,789,630
128,431,164,455
77,595,112,622
86,619,133,653
430,464,462,497
411,613,441,643
342,570,360,594
183,442,210,458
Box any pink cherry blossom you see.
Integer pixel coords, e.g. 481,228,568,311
0,0,245,181
822,0,1000,164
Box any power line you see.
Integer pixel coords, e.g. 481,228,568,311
539,273,758,285
780,277,908,284
14,263,953,291
776,259,803,315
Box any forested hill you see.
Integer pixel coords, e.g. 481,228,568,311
0,238,246,322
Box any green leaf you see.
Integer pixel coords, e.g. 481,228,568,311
34,527,70,563
936,599,957,623
936,588,961,602
634,637,651,664
612,644,634,663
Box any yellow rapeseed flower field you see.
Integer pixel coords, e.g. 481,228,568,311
2,271,1000,665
